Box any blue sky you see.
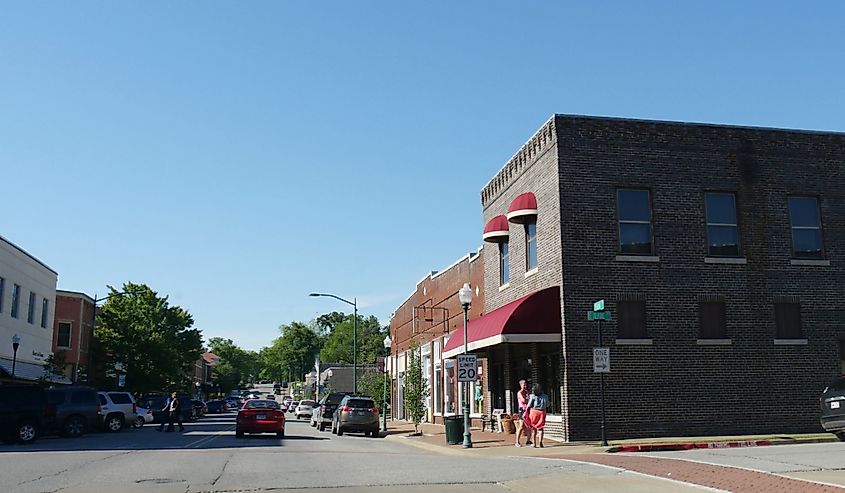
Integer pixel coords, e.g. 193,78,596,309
2,2,843,350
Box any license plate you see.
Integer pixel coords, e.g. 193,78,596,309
354,410,365,415
256,414,267,420
832,402,840,409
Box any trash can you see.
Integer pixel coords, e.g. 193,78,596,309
444,416,464,445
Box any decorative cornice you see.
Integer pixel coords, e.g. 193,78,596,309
481,115,557,207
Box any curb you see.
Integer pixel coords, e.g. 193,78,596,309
383,432,471,456
606,436,838,453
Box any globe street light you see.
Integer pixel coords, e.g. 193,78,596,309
458,282,473,448
11,333,21,379
382,334,392,432
309,293,358,394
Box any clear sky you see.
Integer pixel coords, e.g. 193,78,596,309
2,2,843,351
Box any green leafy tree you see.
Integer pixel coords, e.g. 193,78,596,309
262,322,322,383
359,369,389,406
40,350,69,383
319,313,385,365
93,283,203,393
404,342,428,434
208,337,259,393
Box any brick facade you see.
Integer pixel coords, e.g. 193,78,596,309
480,115,845,441
52,290,95,382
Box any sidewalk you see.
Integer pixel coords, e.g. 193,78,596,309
383,420,838,457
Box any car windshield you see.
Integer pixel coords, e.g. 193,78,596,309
299,400,316,406
245,400,280,409
346,399,375,409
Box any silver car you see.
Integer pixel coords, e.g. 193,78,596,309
97,391,139,432
295,400,316,419
331,396,380,437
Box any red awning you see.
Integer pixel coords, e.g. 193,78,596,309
507,192,538,223
443,286,561,358
482,215,509,242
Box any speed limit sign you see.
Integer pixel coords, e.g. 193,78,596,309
457,354,478,382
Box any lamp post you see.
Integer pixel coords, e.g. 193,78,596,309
382,335,391,432
309,292,358,394
458,282,473,448
11,333,21,379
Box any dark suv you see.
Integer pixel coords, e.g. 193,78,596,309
0,385,48,444
331,395,380,437
820,376,845,441
45,386,99,438
312,392,346,431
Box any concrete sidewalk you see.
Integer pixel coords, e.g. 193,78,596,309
383,420,838,457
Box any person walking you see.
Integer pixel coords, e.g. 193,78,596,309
157,392,185,432
514,379,532,447
525,383,549,448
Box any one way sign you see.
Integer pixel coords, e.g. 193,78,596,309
593,347,610,373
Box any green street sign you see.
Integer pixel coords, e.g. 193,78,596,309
594,299,605,311
587,310,611,321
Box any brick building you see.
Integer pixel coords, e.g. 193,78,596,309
388,250,485,425
472,114,844,441
52,290,96,382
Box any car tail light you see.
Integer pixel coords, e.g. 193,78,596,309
372,407,380,414
341,405,352,412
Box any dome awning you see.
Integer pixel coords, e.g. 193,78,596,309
507,192,538,223
482,215,510,242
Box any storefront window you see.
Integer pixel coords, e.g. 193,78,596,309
444,359,456,414
433,341,442,414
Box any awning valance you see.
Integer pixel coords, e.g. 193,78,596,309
507,192,538,223
482,215,510,242
443,286,561,359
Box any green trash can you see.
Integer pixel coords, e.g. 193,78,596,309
444,416,464,445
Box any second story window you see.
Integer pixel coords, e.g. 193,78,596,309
57,321,72,348
499,240,510,285
705,193,739,256
775,301,802,339
11,284,20,319
41,298,49,328
27,292,36,324
0,277,4,313
698,300,727,339
788,196,823,259
618,299,648,339
525,219,537,271
617,189,653,255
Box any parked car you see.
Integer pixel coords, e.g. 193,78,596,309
311,392,346,431
821,376,845,441
0,385,48,444
331,395,380,437
44,386,99,438
133,407,154,428
225,397,241,409
97,391,138,432
288,401,299,413
295,400,316,420
236,399,285,438
136,394,193,424
205,400,228,413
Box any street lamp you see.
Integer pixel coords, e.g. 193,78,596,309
11,333,21,379
458,282,473,448
382,334,392,432
309,292,358,394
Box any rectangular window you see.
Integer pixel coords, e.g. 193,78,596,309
617,189,653,255
698,301,727,339
524,220,537,271
618,300,648,338
11,284,20,318
705,193,740,256
0,277,4,313
57,322,72,348
499,241,510,285
27,291,36,324
775,302,803,339
788,196,823,259
41,298,49,328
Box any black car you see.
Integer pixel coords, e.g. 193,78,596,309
205,400,227,413
820,376,845,441
45,386,99,438
0,385,47,444
137,394,193,423
313,392,347,431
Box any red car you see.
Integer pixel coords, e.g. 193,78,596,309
236,399,285,438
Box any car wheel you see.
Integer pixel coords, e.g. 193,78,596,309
62,416,86,438
105,414,123,433
336,425,344,436
836,432,845,442
370,430,379,438
277,429,284,439
16,421,37,444
132,416,145,429
236,430,244,438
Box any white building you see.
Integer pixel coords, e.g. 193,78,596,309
0,235,58,382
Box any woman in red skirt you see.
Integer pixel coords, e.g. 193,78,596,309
524,383,549,448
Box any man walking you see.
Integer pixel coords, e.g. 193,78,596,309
157,392,185,432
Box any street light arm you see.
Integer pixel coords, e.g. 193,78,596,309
94,290,130,305
309,293,355,307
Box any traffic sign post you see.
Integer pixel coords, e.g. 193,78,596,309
588,300,610,446
593,347,610,373
457,354,478,382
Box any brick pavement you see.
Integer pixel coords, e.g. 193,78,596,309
549,454,844,492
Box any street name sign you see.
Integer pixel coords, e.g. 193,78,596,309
594,299,605,311
593,347,610,373
457,354,478,382
587,310,611,321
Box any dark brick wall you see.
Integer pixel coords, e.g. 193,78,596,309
551,115,845,440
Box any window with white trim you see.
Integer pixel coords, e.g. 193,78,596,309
11,284,20,318
524,219,537,270
617,189,653,255
788,196,824,259
41,298,49,328
499,240,510,285
705,192,740,257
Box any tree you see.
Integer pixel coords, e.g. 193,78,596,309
262,322,321,383
40,350,69,383
208,337,258,393
359,369,389,406
93,283,203,393
319,313,385,365
404,342,428,434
